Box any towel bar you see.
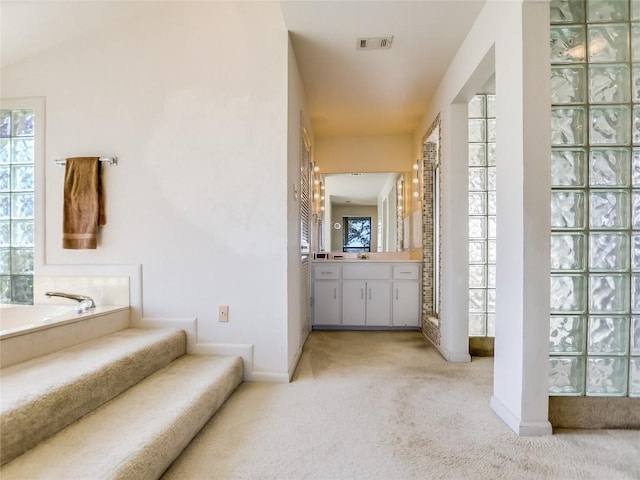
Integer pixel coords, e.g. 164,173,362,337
54,157,118,166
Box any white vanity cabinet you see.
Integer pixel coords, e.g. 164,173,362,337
391,265,421,327
312,264,341,326
341,280,391,326
312,261,421,329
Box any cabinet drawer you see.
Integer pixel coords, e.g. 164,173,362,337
314,265,341,280
342,263,391,280
392,264,420,280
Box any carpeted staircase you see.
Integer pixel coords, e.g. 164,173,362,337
0,327,243,479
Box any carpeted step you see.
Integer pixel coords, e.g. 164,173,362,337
0,328,187,465
0,354,243,480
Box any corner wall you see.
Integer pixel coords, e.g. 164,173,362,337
287,35,313,375
1,1,293,378
414,0,552,435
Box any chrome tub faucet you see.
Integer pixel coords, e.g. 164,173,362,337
45,291,96,311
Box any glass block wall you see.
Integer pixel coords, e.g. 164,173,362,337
468,94,497,337
0,109,35,304
549,0,639,396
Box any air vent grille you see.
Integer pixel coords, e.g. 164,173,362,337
357,36,393,50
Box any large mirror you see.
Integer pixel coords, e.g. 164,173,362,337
320,172,409,253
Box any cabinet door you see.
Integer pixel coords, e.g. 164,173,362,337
342,281,366,326
392,281,420,327
366,281,391,327
313,281,341,325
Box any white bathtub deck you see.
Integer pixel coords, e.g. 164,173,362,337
0,306,130,368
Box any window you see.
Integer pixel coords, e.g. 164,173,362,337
468,94,496,337
0,107,36,304
549,0,639,397
343,216,371,252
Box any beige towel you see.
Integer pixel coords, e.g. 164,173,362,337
62,157,105,249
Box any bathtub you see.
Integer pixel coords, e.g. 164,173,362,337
0,304,130,368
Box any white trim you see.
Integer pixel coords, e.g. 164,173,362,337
437,342,471,363
37,264,143,322
490,395,552,437
191,342,254,382
0,97,48,272
420,330,471,363
0,97,45,296
137,317,293,383
288,345,303,381
247,371,291,383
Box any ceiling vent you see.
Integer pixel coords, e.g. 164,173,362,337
357,36,393,50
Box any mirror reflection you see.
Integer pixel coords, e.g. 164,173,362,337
321,172,408,253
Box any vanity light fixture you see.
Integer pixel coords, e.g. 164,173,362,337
413,159,421,199
312,162,324,219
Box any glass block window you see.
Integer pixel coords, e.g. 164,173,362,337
550,0,639,397
0,108,35,304
468,94,496,337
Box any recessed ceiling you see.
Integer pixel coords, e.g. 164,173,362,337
280,0,486,137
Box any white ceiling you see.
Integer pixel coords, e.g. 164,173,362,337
280,0,486,136
1,1,486,138
324,172,398,206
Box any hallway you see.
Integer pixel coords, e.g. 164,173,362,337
162,331,639,479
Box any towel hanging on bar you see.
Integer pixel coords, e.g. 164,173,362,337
62,157,106,249
55,157,117,166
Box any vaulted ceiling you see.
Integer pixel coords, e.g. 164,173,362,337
1,1,486,138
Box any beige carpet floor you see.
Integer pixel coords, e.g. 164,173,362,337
162,331,640,480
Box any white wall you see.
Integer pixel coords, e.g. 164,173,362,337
1,2,295,378
414,0,552,435
287,35,312,373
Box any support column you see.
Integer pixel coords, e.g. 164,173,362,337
490,0,552,436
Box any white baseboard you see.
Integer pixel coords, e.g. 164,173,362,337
247,371,291,383
490,395,552,436
420,331,471,363
436,343,471,363
288,345,304,381
191,342,254,382
137,317,294,383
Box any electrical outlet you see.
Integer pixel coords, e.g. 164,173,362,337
218,305,229,322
